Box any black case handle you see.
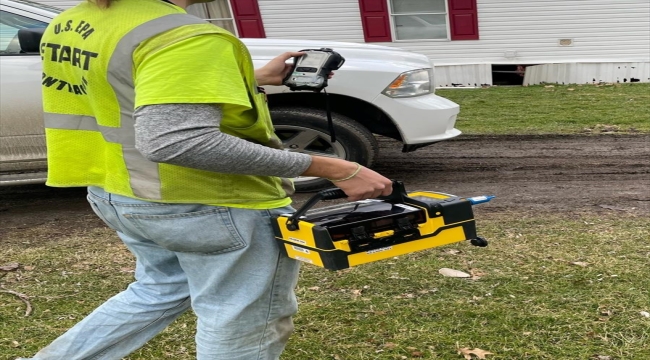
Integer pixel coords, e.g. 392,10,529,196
285,181,407,231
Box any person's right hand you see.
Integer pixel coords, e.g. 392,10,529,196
300,157,393,201
332,165,393,201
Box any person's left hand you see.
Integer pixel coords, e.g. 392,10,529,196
254,52,304,86
255,51,336,86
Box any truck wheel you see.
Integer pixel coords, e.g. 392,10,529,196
271,107,379,192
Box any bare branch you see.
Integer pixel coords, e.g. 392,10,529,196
0,289,33,316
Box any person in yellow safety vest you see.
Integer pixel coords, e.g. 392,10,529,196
21,0,393,359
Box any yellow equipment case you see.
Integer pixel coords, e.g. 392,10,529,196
273,181,490,270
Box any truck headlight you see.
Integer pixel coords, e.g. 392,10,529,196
382,69,434,98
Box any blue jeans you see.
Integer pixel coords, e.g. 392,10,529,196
23,186,300,360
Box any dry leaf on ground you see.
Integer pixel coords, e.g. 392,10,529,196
439,268,471,278
0,263,20,271
457,347,494,359
470,269,487,280
571,262,589,267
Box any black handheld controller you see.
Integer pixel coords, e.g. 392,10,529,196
283,48,345,92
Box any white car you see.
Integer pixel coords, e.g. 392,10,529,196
0,0,460,191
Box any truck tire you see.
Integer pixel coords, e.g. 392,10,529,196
271,107,379,192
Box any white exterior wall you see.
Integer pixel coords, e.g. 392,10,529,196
259,0,650,64
37,0,650,86
257,0,365,43
258,0,650,86
523,62,650,85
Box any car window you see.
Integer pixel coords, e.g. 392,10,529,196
0,10,48,55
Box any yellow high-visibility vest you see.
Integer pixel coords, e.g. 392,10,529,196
42,0,293,209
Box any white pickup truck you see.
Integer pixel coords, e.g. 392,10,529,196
0,0,461,191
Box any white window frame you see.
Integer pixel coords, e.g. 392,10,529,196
387,0,452,42
188,0,238,37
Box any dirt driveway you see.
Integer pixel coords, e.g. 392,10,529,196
1,134,648,241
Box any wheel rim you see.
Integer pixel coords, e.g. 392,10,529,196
274,124,347,183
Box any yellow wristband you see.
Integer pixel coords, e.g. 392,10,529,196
328,162,362,183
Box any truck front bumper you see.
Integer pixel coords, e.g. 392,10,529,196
372,92,461,147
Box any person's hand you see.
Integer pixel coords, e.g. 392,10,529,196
254,51,303,86
255,52,336,86
300,157,391,201
331,165,393,202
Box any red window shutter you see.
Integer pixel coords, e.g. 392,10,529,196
229,0,266,38
358,0,392,42
448,0,479,40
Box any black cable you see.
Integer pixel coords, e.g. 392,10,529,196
323,88,336,143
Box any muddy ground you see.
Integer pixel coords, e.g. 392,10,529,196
1,134,648,242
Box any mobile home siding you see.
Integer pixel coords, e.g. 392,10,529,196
257,0,366,43
257,0,649,85
523,62,650,85
257,0,649,65
37,0,650,86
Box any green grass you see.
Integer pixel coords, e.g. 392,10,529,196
2,84,649,359
436,83,650,135
2,213,649,359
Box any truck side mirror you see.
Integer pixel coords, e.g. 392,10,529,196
18,28,46,53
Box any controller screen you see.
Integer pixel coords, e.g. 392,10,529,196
299,53,326,67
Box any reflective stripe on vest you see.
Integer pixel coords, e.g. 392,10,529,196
43,14,205,199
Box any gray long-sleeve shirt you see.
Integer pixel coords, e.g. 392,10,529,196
133,103,312,177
